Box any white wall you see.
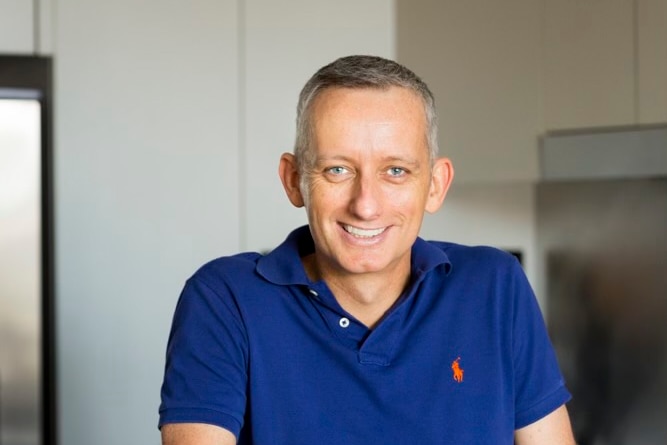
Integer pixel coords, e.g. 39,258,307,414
0,0,34,53
54,1,240,444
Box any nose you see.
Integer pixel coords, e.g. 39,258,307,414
348,173,381,220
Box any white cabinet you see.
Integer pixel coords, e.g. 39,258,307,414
397,0,666,183
543,0,667,129
0,0,34,53
397,0,545,183
638,0,667,123
543,0,636,130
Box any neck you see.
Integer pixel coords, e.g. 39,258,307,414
302,254,411,328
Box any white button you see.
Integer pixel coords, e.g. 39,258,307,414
339,317,350,328
309,289,318,296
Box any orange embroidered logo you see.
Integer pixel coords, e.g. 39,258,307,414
451,357,464,383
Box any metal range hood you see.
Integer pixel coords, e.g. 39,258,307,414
540,124,667,181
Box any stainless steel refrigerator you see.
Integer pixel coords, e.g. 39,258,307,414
0,56,54,445
538,127,667,445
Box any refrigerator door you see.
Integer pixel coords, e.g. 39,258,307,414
0,95,42,445
538,178,667,445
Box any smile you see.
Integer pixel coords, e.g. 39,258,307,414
342,225,387,238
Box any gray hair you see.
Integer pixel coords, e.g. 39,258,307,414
294,55,439,179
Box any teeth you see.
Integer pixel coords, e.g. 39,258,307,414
344,225,386,238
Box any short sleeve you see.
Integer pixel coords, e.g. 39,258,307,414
158,274,249,436
511,260,571,429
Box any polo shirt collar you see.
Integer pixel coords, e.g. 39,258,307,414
256,225,452,286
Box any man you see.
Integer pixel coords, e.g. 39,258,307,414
159,55,575,444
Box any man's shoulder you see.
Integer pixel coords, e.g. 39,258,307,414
426,240,518,267
190,251,264,284
427,240,513,261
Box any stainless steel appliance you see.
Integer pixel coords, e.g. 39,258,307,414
538,127,667,444
0,56,54,445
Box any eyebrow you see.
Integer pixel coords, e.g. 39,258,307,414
315,155,421,167
383,156,421,167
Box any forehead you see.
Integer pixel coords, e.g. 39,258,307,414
309,87,428,157
310,86,426,124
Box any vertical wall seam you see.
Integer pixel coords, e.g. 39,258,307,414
633,0,640,124
539,0,547,133
237,0,247,251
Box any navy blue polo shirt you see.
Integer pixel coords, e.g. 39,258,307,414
159,225,570,444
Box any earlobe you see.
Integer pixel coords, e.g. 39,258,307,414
425,157,454,214
278,153,305,208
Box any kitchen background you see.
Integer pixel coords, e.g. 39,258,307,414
1,0,666,444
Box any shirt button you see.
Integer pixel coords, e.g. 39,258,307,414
309,289,318,297
339,317,350,328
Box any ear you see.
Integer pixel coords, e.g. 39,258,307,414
425,157,454,214
278,153,305,208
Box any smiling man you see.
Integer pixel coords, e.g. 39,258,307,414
159,55,575,444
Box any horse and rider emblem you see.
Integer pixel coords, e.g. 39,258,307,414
451,357,464,383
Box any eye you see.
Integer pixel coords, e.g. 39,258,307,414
326,166,349,175
387,167,407,177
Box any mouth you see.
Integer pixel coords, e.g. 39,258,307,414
342,224,387,238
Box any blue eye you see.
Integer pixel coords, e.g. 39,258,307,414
388,167,406,176
328,166,348,175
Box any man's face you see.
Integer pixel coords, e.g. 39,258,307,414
299,86,449,279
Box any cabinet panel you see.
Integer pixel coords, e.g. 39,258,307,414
638,0,667,123
543,0,635,129
397,0,544,183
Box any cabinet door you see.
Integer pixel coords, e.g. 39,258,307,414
397,0,544,183
543,0,635,129
638,0,667,123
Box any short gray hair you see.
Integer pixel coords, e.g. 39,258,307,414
294,55,439,177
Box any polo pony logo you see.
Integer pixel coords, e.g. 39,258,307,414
451,357,464,383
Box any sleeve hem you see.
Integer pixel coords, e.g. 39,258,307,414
515,384,572,430
158,407,242,438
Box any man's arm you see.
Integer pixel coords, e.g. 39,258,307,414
514,404,576,445
161,423,236,445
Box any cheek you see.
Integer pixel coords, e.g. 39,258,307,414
383,184,427,209
304,181,340,219
310,179,352,204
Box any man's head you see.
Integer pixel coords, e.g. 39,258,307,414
279,55,453,282
294,55,439,179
